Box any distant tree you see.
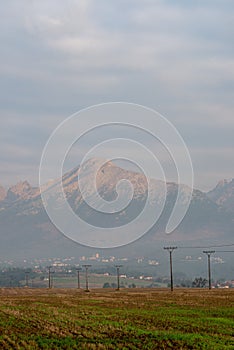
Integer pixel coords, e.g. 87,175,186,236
155,277,163,283
103,282,110,288
192,277,207,288
180,280,192,288
0,268,36,287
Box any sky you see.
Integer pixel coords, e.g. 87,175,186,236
0,0,234,191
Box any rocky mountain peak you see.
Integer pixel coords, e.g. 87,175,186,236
78,158,115,174
207,178,234,212
216,179,233,189
6,181,33,202
76,157,149,197
0,184,6,201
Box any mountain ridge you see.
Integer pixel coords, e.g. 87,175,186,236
207,178,234,212
0,158,233,260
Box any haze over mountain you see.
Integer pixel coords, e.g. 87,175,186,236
207,179,234,213
0,159,233,264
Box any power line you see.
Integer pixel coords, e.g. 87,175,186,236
178,243,234,249
215,251,234,253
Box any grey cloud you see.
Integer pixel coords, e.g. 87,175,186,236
0,1,233,188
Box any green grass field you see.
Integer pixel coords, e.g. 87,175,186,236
0,288,233,349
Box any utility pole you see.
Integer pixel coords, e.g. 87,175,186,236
115,265,123,291
76,267,82,289
48,266,52,289
82,265,91,292
203,251,215,290
164,247,177,291
25,271,29,287
51,271,55,288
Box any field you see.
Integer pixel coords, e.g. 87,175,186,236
37,274,165,289
0,288,233,349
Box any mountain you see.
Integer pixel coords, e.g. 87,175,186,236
0,159,233,262
0,184,6,201
5,181,39,203
207,179,234,213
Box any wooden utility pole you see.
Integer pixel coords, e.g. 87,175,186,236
115,265,123,291
203,251,215,289
164,247,177,291
48,266,52,289
76,267,82,289
25,271,29,287
82,265,91,292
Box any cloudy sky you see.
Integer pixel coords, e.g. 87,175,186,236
0,0,233,191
